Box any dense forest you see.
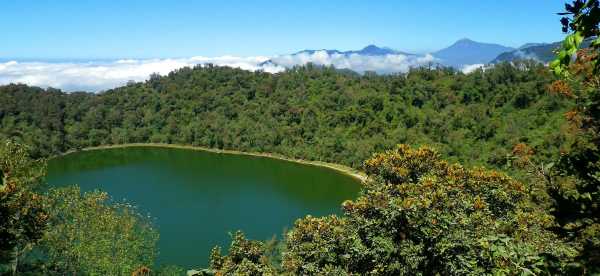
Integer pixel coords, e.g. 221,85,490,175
1,0,599,274
0,61,573,177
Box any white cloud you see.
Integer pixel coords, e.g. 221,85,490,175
512,50,540,61
270,51,436,74
461,63,485,74
0,57,275,92
0,52,437,92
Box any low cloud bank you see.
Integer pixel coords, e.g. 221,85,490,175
0,51,437,92
0,57,275,92
461,63,485,74
511,50,541,61
269,51,436,74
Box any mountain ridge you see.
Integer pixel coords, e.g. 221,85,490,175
492,42,561,64
291,44,414,56
263,39,520,70
432,38,514,67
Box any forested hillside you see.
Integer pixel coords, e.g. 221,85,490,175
2,0,599,274
0,61,572,175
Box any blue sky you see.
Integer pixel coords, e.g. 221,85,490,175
0,0,568,59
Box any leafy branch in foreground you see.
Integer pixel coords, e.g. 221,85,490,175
551,0,600,76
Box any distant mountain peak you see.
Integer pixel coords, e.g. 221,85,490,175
518,43,549,50
433,39,514,67
456,38,474,43
452,38,500,47
493,38,593,64
289,45,411,57
362,44,382,51
259,44,416,72
354,45,404,56
493,41,562,64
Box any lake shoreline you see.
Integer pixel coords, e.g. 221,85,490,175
59,143,367,182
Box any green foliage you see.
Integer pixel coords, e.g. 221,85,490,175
0,140,47,275
0,140,160,274
208,145,579,275
550,2,600,272
552,0,600,75
550,78,600,273
282,215,363,275
208,231,277,275
38,186,158,275
350,145,574,274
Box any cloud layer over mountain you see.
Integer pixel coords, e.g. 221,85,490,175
268,51,436,74
0,56,275,92
0,51,436,92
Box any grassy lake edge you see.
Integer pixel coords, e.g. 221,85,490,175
56,143,367,183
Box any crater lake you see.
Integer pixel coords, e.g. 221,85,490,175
46,146,361,267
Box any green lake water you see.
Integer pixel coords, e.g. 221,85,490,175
46,146,361,268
